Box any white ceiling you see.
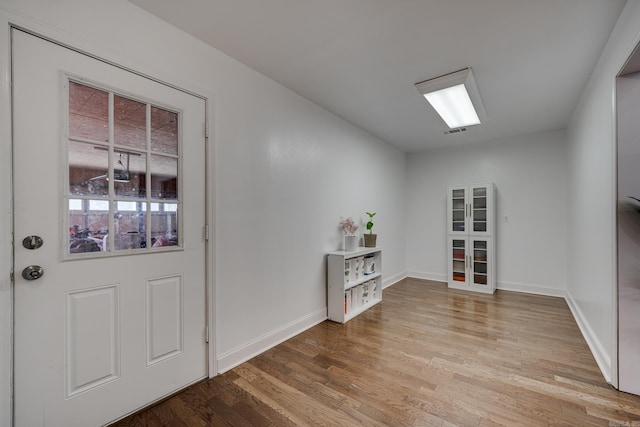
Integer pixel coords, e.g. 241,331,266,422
129,0,626,153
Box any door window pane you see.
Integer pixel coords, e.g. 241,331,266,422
151,106,178,155
68,82,109,142
68,140,109,197
151,203,178,248
68,199,109,253
114,95,146,150
150,155,178,200
114,151,146,198
67,81,182,257
114,204,146,251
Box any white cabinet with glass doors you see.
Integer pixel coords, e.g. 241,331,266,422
448,184,493,236
447,183,495,293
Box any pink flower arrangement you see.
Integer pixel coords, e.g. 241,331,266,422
339,217,359,235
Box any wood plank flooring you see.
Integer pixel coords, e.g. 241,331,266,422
111,278,640,426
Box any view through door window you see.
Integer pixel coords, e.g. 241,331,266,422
66,80,181,255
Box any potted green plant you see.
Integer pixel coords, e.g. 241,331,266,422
364,212,377,247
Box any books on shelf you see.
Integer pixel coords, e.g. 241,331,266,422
328,247,382,323
345,255,377,283
343,278,379,315
364,254,375,275
354,256,363,280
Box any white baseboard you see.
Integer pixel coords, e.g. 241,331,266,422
565,290,612,383
216,308,327,374
407,271,447,283
406,275,567,298
496,280,566,298
383,271,408,289
216,269,410,373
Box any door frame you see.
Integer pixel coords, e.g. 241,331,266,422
614,37,640,393
0,11,218,426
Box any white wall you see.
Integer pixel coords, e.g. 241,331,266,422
0,1,407,423
407,130,568,296
214,82,407,369
566,0,640,385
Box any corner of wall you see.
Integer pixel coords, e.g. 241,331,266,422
216,308,327,374
565,290,613,383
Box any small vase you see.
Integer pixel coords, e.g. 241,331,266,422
344,235,358,252
364,234,377,248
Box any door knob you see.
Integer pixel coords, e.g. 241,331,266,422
22,265,44,281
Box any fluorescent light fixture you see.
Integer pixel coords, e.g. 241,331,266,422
415,68,486,129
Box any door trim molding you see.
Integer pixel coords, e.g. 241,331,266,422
0,9,218,426
0,13,13,427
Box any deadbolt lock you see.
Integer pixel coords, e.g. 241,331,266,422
22,235,43,250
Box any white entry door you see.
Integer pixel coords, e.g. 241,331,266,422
13,29,208,426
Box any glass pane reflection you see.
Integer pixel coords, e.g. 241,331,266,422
69,82,109,142
151,106,178,155
66,83,182,256
68,199,109,253
151,155,178,200
151,203,178,248
114,95,146,150
114,203,146,251
473,187,487,197
68,140,109,196
114,151,147,198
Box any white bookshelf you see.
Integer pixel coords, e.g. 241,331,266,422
327,247,382,323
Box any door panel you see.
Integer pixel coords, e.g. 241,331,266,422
448,237,468,286
470,184,492,236
13,29,207,426
448,185,468,235
470,238,492,288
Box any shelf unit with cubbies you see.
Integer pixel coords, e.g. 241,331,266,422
327,247,382,323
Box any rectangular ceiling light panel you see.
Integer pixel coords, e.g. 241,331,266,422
423,84,480,128
415,68,486,129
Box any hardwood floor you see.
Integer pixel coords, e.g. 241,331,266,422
111,278,640,426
